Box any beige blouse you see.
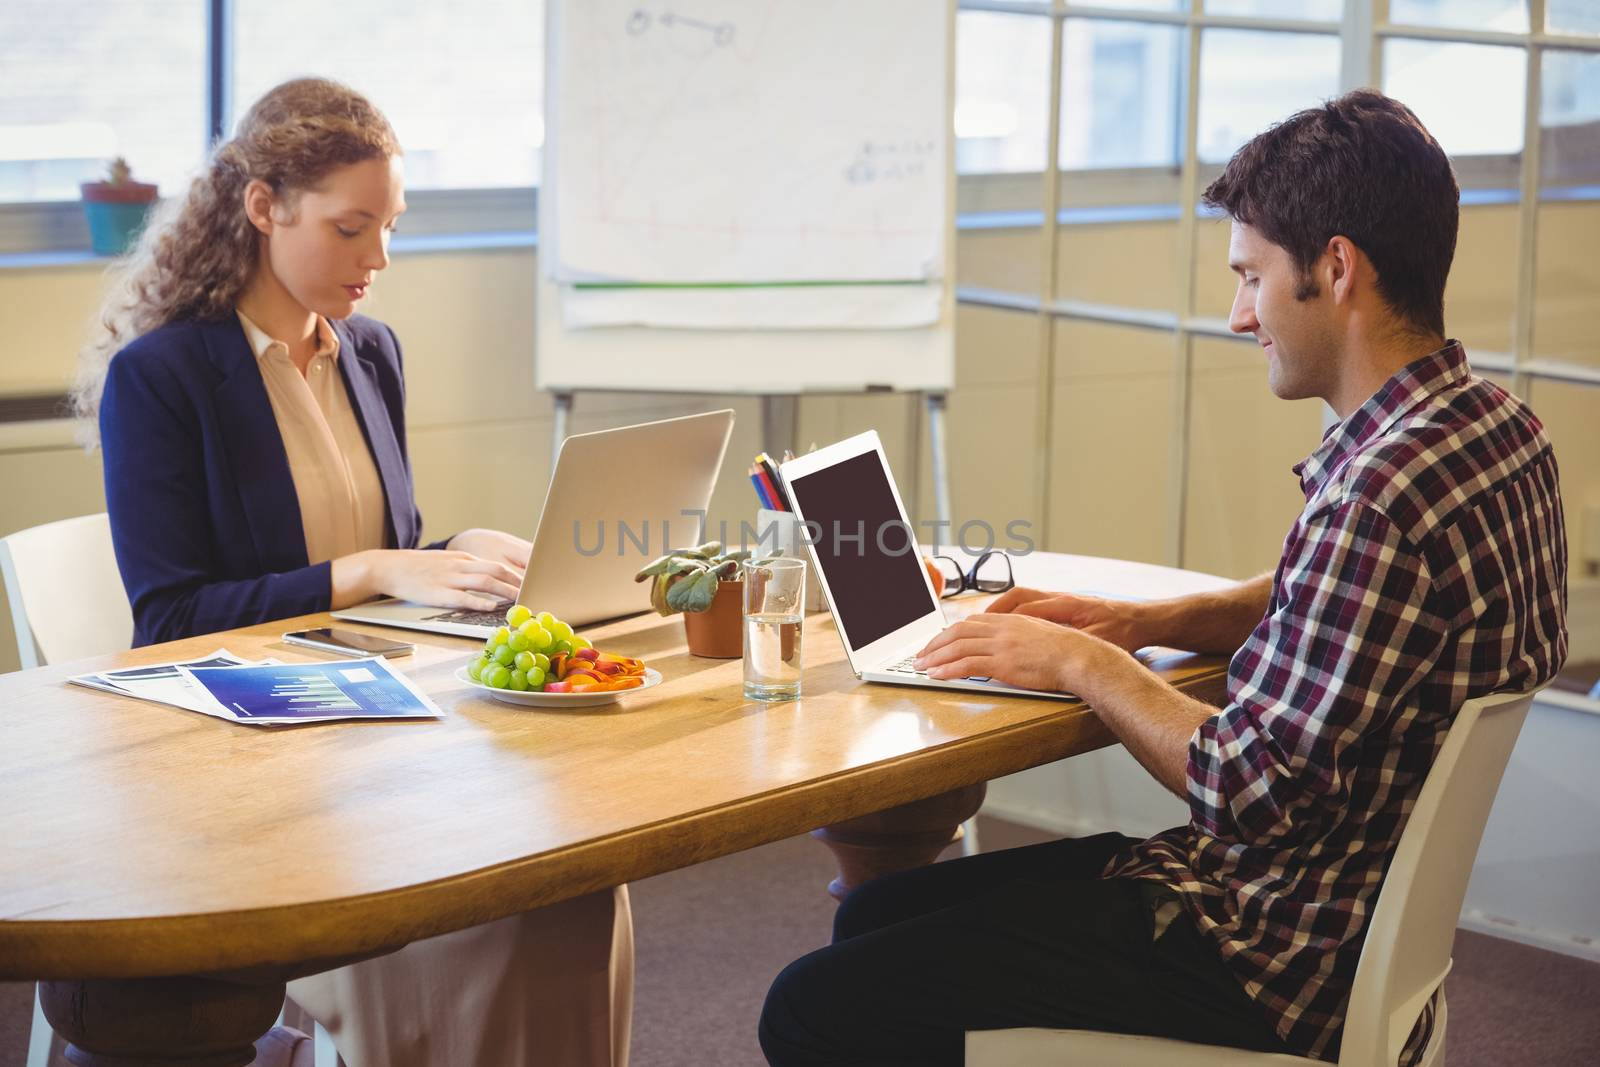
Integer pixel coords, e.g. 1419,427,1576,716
237,310,389,565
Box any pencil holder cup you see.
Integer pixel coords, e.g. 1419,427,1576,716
753,509,826,614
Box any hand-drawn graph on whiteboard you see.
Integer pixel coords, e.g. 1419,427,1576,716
545,0,948,286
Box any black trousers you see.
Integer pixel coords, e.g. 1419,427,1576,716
758,832,1293,1066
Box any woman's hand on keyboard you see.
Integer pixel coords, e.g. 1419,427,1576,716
446,528,532,572
332,549,523,611
984,588,1152,653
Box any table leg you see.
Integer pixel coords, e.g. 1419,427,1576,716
38,973,286,1067
811,782,987,901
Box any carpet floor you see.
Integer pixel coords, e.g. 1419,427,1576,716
4,816,1596,1065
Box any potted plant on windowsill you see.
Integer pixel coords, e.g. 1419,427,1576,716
634,541,757,658
80,157,159,256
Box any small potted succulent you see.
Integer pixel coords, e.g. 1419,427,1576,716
635,540,760,658
80,157,159,256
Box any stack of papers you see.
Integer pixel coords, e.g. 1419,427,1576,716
70,650,442,726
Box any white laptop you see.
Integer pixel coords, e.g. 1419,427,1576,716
780,431,1071,699
334,409,736,638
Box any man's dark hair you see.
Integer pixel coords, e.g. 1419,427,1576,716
1204,89,1459,338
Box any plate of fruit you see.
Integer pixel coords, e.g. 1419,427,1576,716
458,606,661,708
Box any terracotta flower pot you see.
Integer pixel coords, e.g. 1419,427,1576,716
681,579,744,658
80,179,159,205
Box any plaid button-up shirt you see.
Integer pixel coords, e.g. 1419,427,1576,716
1103,342,1567,1062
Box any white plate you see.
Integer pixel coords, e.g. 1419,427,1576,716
454,664,663,708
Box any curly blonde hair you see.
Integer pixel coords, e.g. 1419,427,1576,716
73,77,400,443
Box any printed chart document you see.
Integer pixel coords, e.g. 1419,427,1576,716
70,650,256,713
179,656,441,725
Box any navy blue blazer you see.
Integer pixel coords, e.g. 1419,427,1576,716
100,314,437,646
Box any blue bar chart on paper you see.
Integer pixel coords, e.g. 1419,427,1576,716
255,669,362,716
180,658,441,724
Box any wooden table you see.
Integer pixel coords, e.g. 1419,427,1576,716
0,552,1232,1065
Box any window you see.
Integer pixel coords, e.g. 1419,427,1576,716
1383,40,1527,156
0,0,544,252
233,0,545,190
1389,0,1528,34
1084,0,1185,12
955,11,1050,175
952,0,1600,569
1206,0,1342,20
1198,29,1341,164
0,0,206,202
1541,47,1600,190
1547,0,1600,36
1060,20,1183,170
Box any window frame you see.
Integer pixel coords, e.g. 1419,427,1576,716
0,0,538,260
954,0,1600,563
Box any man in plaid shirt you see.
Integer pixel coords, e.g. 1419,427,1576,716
761,91,1567,1066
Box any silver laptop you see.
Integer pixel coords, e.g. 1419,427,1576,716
780,431,1069,698
334,409,736,637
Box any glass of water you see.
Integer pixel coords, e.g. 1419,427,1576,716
743,556,806,701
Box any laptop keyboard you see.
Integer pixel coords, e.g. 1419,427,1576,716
882,656,992,684
422,603,515,627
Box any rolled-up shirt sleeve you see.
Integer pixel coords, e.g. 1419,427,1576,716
1186,499,1449,845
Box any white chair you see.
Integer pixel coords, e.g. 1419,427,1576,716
0,513,131,672
967,688,1539,1067
1,513,327,1067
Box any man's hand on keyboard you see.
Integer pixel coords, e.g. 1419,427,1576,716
984,587,1153,654
913,612,1129,696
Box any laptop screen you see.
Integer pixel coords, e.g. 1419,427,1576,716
785,449,933,651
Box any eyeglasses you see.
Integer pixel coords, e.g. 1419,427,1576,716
932,551,1014,600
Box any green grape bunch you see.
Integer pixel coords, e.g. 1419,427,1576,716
467,604,591,690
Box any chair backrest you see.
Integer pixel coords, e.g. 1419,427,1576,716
0,513,132,669
1338,688,1537,1066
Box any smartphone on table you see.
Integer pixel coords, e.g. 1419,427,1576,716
282,627,415,658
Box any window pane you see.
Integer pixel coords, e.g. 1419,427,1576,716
956,13,1048,298
1383,40,1527,156
234,1,544,190
1080,0,1185,10
1547,0,1600,35
0,0,205,202
1205,0,1342,21
1542,49,1600,187
1535,51,1600,367
1389,0,1529,33
956,11,1050,174
1197,30,1340,164
1060,20,1183,170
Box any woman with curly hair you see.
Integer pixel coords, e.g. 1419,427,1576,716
75,77,633,1066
